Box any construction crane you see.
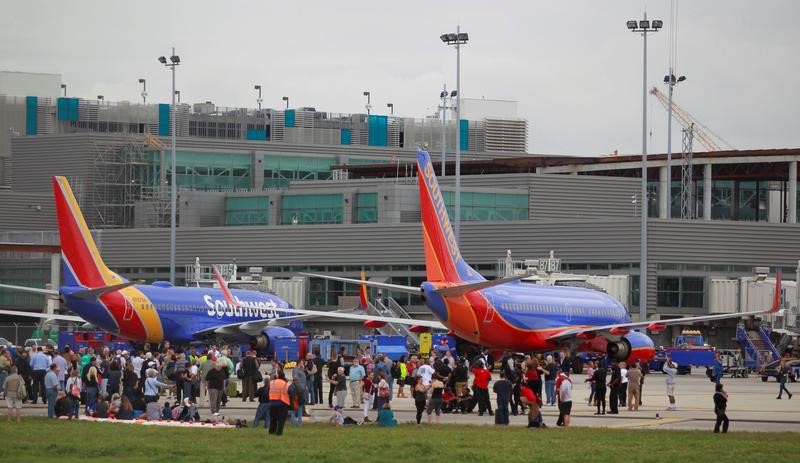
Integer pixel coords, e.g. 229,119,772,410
650,86,734,152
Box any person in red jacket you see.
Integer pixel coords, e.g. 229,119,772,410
520,381,545,428
471,360,493,416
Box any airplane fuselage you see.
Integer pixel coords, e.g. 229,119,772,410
423,280,651,354
61,283,294,344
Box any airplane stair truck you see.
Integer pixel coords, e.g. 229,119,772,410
364,298,420,346
736,323,780,370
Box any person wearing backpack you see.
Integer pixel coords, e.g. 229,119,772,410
65,369,82,419
4,366,25,422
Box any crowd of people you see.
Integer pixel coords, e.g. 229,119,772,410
0,341,245,423
4,341,793,432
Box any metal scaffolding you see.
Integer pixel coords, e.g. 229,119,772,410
681,124,695,219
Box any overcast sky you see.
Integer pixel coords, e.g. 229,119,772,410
2,0,798,156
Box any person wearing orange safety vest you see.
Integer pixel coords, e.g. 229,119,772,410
268,371,291,436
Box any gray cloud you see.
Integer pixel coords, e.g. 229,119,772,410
2,0,797,155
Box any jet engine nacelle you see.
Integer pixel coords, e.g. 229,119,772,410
606,331,656,364
606,339,631,361
248,326,295,356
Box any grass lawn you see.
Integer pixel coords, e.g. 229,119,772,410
0,418,794,463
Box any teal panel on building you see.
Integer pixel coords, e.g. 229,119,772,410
460,119,469,151
356,192,377,223
281,194,343,224
25,96,38,135
368,115,388,147
285,109,296,128
56,97,79,121
246,129,267,140
225,196,269,225
340,128,352,145
158,104,170,136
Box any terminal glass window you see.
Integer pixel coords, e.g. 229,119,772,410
147,151,251,190
712,180,733,220
657,276,705,308
225,196,268,225
281,194,343,225
737,181,767,222
0,267,48,308
356,193,378,223
442,191,528,221
263,155,336,188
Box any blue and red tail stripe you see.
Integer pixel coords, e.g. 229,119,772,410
416,150,483,284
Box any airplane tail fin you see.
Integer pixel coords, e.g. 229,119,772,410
416,150,484,284
53,176,122,288
359,271,369,310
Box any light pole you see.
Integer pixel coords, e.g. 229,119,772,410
363,91,371,115
158,49,180,284
61,84,66,97
663,72,686,218
627,15,661,324
282,96,289,109
440,28,468,243
387,103,393,115
139,78,147,105
254,85,262,110
175,90,181,104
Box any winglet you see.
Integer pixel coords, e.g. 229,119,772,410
359,271,369,311
770,272,782,313
213,266,241,308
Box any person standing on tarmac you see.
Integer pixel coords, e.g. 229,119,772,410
625,362,642,411
607,360,621,414
471,360,493,416
777,359,793,399
268,371,290,436
663,356,678,410
713,383,729,433
592,364,607,415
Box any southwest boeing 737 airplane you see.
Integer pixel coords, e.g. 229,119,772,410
0,153,780,364
297,150,781,365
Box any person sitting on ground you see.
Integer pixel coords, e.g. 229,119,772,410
94,395,110,419
109,393,122,418
441,387,457,413
161,401,172,420
377,402,397,427
131,392,147,419
146,400,161,421
330,404,345,427
457,388,474,414
179,397,200,422
55,391,73,420
116,395,134,420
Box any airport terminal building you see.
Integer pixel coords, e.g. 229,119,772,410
1,86,799,347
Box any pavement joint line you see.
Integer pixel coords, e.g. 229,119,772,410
608,417,690,428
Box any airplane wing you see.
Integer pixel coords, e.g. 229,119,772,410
547,274,783,342
298,273,420,294
198,268,446,338
0,283,59,296
0,309,86,323
299,272,532,297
